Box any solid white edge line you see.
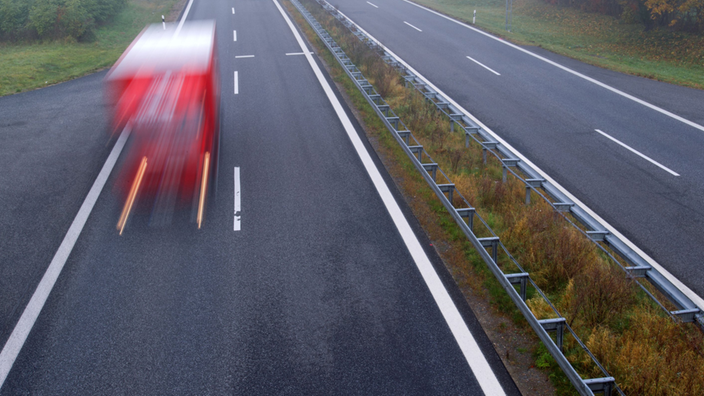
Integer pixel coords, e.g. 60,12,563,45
235,55,255,58
403,21,422,32
402,0,704,134
595,129,679,176
466,55,500,76
234,71,238,94
0,127,132,387
273,0,506,394
335,7,704,312
366,1,379,8
174,0,195,36
233,30,237,41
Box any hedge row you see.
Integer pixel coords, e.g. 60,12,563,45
544,0,704,32
0,0,126,41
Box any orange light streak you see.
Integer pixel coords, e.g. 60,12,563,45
117,156,148,235
197,152,210,229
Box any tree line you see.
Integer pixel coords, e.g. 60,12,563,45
0,0,126,41
544,0,704,32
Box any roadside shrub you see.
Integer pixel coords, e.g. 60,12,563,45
1,0,125,42
587,309,704,395
564,264,636,328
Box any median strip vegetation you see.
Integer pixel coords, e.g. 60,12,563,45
286,0,704,394
0,0,180,97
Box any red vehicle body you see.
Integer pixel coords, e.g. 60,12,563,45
105,21,220,232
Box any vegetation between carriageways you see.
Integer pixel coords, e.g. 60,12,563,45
293,0,704,394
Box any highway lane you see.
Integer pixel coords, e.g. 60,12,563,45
0,0,517,393
323,0,704,298
0,71,115,354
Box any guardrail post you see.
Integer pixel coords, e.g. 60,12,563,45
478,236,500,263
525,178,544,204
438,184,455,206
505,272,530,301
671,308,701,323
539,318,567,351
408,145,423,162
396,130,411,145
501,158,519,182
586,230,609,242
422,163,439,181
465,127,479,147
624,265,650,277
456,207,475,232
583,377,615,395
449,114,462,132
482,142,497,164
386,116,400,130
554,202,574,212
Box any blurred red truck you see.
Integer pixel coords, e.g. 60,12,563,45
105,20,220,232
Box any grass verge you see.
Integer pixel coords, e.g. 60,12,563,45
0,0,180,97
291,0,704,394
412,0,704,89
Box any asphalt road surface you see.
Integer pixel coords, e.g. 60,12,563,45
328,0,704,299
0,0,517,394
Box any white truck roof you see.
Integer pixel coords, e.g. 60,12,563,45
107,20,216,80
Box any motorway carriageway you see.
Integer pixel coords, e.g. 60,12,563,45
0,0,518,393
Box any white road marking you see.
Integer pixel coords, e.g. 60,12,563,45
595,129,680,176
466,55,500,76
234,71,239,94
403,21,422,32
174,0,195,36
232,7,235,14
403,0,704,134
336,8,704,312
273,0,505,394
235,55,255,58
0,127,131,386
234,167,241,231
286,52,313,56
367,1,379,8
233,30,237,41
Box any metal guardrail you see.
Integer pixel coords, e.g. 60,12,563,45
288,0,624,394
316,1,704,331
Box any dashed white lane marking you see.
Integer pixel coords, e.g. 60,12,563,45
403,21,422,32
466,55,500,76
595,129,680,176
232,7,235,14
235,55,255,58
403,0,704,134
286,52,313,56
367,1,379,7
233,30,237,41
234,167,241,231
234,71,239,94
273,0,505,394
